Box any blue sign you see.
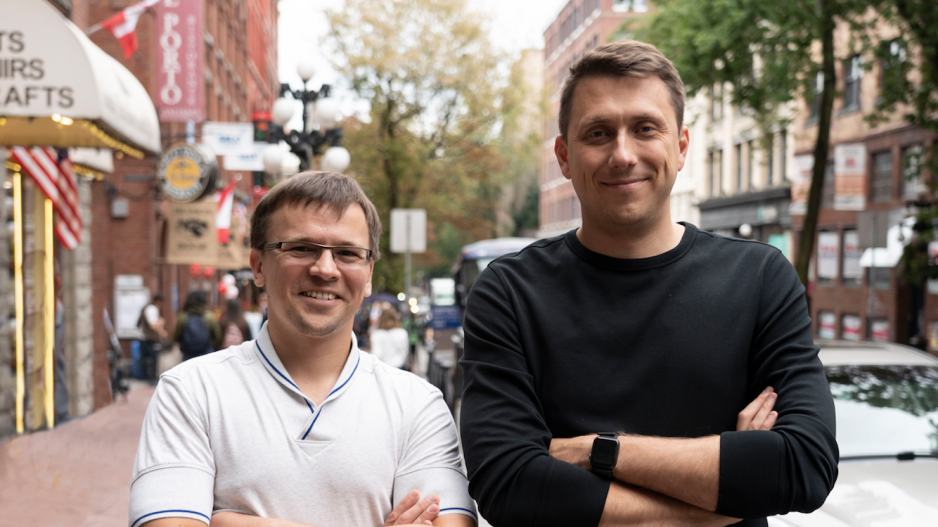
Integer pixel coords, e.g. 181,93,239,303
430,305,463,329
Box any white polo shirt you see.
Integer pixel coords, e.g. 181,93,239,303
129,324,476,527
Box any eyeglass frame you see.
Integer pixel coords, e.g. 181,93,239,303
260,241,374,266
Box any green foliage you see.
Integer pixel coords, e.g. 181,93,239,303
900,206,938,286
512,181,540,236
326,0,538,293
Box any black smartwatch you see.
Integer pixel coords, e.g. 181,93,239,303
589,432,619,480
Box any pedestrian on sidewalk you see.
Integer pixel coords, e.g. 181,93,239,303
368,307,409,369
217,298,250,350
137,293,167,381
130,172,476,527
173,291,220,361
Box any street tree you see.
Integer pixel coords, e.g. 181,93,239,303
618,0,918,299
326,0,527,292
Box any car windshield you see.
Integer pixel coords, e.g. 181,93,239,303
826,364,938,458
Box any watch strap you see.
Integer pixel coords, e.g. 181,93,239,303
590,432,619,480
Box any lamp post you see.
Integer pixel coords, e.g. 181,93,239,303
269,60,351,173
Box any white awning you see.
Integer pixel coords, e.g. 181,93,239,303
0,0,161,156
859,217,914,268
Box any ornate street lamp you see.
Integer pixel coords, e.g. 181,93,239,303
269,61,351,173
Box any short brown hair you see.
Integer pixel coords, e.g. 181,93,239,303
250,171,382,261
558,40,685,140
378,307,401,330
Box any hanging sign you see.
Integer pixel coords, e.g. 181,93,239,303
834,144,866,211
166,199,218,265
202,122,254,156
158,143,217,203
155,0,204,122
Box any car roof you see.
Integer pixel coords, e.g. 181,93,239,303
816,340,938,366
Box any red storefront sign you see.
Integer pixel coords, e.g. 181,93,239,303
155,0,204,122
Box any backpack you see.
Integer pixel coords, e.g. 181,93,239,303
180,312,211,356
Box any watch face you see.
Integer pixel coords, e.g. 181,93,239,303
592,437,618,467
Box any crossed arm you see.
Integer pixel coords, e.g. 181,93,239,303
142,490,475,527
547,388,779,527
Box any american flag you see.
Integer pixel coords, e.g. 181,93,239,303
8,147,83,250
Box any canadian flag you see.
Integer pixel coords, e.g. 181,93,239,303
216,180,238,245
88,0,160,59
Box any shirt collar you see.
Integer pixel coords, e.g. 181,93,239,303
253,323,362,406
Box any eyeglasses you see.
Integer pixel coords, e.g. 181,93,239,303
262,241,373,267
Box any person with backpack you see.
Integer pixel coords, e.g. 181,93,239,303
173,291,220,361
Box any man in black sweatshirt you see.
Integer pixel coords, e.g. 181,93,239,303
460,40,838,527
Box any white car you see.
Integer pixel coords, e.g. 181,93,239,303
769,341,938,526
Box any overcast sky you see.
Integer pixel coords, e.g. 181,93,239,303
276,0,568,125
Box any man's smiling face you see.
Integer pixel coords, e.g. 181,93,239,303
251,202,373,342
555,74,689,233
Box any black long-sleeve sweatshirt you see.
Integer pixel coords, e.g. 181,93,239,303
460,224,838,527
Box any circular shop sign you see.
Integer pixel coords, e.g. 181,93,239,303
158,143,218,203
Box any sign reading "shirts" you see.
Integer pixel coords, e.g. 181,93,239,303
155,0,203,122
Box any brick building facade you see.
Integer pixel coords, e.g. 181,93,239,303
53,0,279,410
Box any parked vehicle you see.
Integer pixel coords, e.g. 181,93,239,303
770,340,938,526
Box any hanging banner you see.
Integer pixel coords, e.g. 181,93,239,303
166,200,218,265
817,232,840,280
834,144,866,211
155,0,204,122
842,314,861,341
790,155,813,215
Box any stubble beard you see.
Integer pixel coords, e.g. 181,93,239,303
285,301,347,338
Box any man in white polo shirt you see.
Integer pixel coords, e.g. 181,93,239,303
129,172,477,527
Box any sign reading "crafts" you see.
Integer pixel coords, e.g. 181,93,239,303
0,30,75,110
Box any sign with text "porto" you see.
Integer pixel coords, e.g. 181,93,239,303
155,0,203,122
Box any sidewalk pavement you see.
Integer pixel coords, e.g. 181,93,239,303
0,382,155,527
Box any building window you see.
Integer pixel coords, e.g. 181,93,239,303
735,144,743,192
747,141,754,190
900,144,923,200
766,135,775,186
779,130,787,181
871,150,893,203
842,229,862,285
810,71,823,119
821,160,835,209
613,0,648,12
818,311,836,339
841,314,861,340
710,150,722,198
881,39,906,89
843,55,862,111
868,267,890,289
710,83,723,122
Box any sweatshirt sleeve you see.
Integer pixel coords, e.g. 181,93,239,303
716,251,839,518
460,266,610,527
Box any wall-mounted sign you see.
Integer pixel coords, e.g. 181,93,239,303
223,142,267,171
202,122,254,156
158,143,217,203
834,144,866,211
155,0,204,122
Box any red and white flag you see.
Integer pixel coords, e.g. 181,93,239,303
216,180,238,245
8,147,83,250
87,0,160,59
